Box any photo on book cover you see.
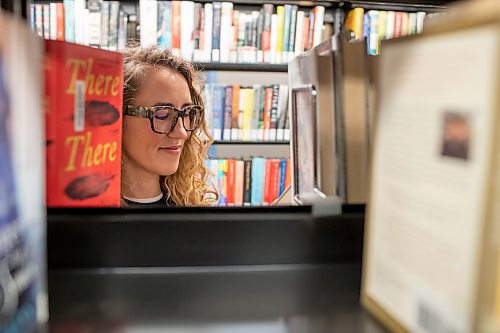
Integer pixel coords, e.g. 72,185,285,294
440,111,471,161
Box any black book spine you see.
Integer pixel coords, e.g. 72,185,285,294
243,159,252,206
270,84,280,130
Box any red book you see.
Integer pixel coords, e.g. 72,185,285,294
303,16,310,51
171,1,181,49
394,12,402,38
263,159,272,205
226,159,236,206
56,3,65,41
45,41,123,207
268,159,280,203
263,87,272,141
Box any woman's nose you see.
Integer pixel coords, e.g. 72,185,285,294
168,116,188,139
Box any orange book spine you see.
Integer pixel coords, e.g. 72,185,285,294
45,40,123,207
172,1,181,49
226,159,236,206
56,3,65,41
303,16,310,51
284,158,291,189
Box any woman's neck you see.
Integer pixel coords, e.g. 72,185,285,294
122,162,162,199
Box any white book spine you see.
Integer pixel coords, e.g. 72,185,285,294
257,129,264,141
386,11,395,40
231,128,239,141
87,6,101,46
181,1,195,60
312,6,325,47
219,2,233,62
74,0,86,44
277,129,284,141
270,129,277,141
284,129,290,141
294,11,305,54
223,129,231,141
83,8,89,45
139,0,158,47
270,14,278,64
204,4,213,62
416,12,426,34
49,3,57,40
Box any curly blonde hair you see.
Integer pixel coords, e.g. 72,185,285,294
121,45,217,206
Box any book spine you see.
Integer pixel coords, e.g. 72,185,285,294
269,159,280,204
171,1,181,52
285,159,291,189
231,84,240,141
243,159,252,206
401,12,409,36
223,85,233,141
29,4,36,31
226,159,235,206
35,4,43,38
368,11,379,55
378,11,387,41
409,12,418,35
238,87,245,140
127,14,138,40
220,2,233,62
385,11,394,40
63,0,75,42
263,87,272,141
203,84,214,134
43,4,50,40
118,10,127,50
242,87,254,141
181,1,195,60
394,12,402,38
234,160,244,206
263,159,272,205
212,85,225,141
288,5,298,56
294,11,304,54
262,4,273,63
108,1,120,51
276,6,285,63
204,3,213,62
251,85,261,141
251,158,264,206
269,84,279,141
87,0,102,46
276,84,289,141
257,85,265,141
270,14,278,64
56,3,65,41
50,2,57,40
416,12,426,34
282,5,291,56
100,1,110,49
278,159,287,196
312,6,325,47
140,0,157,47
256,7,264,62
307,11,314,50
212,2,222,61
217,159,228,206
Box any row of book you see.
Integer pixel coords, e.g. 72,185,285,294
29,1,137,51
141,1,328,63
344,7,427,55
204,84,289,142
207,158,290,206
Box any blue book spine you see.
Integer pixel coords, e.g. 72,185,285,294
251,158,265,205
283,5,291,52
212,2,222,50
29,5,36,31
223,85,233,140
64,0,75,42
212,85,225,141
158,1,172,49
278,159,287,196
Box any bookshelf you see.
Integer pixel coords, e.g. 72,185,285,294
195,62,288,72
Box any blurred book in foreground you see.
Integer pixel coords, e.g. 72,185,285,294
362,0,500,332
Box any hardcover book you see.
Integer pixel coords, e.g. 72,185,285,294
45,40,123,207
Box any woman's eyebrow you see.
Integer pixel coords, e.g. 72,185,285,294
153,102,194,108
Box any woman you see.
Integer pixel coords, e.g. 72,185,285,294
121,46,217,206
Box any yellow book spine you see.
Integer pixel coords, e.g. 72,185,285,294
276,6,285,53
242,88,254,141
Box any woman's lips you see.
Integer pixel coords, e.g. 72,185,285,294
159,146,182,154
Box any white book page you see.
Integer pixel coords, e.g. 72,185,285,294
366,25,499,333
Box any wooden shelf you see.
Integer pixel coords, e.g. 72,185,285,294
194,62,288,72
213,141,290,145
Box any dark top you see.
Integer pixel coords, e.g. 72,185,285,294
123,193,174,207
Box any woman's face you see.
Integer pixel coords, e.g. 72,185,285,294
123,68,191,177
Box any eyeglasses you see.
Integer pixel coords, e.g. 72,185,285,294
124,104,204,134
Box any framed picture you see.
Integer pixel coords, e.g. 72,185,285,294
291,84,325,205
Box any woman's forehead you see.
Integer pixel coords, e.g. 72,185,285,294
137,68,192,105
